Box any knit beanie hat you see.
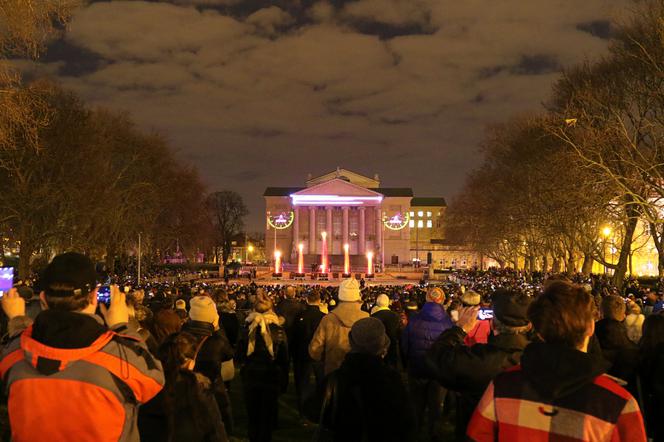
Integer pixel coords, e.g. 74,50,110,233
175,299,187,311
189,296,219,324
426,287,445,304
461,290,481,306
376,294,390,308
349,317,390,356
492,290,530,327
338,278,361,302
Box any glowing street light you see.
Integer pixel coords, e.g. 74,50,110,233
602,226,612,238
298,243,304,274
321,231,328,274
343,243,350,276
274,250,282,275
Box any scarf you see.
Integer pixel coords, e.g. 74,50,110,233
246,311,281,358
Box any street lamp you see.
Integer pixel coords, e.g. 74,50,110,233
246,244,254,264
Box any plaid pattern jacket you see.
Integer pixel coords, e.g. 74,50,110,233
467,365,647,442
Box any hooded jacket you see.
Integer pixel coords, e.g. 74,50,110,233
467,342,647,442
401,302,454,378
309,302,369,375
0,310,165,442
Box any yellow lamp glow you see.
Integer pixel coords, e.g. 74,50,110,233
366,251,374,275
602,226,612,237
274,250,282,274
321,232,328,273
298,243,304,274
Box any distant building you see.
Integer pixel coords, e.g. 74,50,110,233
263,168,484,270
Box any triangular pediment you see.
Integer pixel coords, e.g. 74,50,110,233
307,168,379,188
291,179,384,206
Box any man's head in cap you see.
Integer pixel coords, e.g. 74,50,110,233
491,289,531,334
38,252,99,312
349,317,390,357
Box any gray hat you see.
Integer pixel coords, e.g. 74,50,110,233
349,317,390,356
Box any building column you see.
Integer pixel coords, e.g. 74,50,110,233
326,206,333,251
309,206,316,254
359,207,366,255
375,206,382,262
292,206,299,260
342,206,349,249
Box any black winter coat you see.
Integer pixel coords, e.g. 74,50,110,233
219,312,240,347
236,321,290,393
276,298,306,341
371,309,401,368
595,318,638,383
321,352,416,442
426,326,530,441
182,320,234,385
637,342,664,441
292,304,325,362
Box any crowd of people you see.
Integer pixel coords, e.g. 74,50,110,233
1,254,663,441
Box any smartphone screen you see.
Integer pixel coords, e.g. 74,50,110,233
477,307,494,320
0,267,13,297
97,285,111,306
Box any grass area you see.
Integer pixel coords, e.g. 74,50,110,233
227,372,318,442
227,371,456,442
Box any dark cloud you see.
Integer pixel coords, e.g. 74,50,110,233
23,0,630,230
577,20,613,39
511,54,561,75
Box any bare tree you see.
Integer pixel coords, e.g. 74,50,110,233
206,191,249,265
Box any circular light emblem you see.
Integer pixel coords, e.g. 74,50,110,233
384,212,410,230
267,211,294,229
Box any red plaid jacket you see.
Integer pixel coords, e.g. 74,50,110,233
467,365,647,442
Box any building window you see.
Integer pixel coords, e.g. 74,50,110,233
418,211,424,217
417,220,423,228
409,211,414,217
409,220,415,228
426,220,432,228
427,211,432,217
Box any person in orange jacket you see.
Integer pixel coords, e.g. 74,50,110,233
1,252,165,442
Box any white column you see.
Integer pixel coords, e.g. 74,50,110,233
359,207,366,255
309,206,316,254
326,206,333,252
375,207,382,261
342,206,349,248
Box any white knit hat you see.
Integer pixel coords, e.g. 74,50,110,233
376,294,390,308
175,299,187,311
338,278,361,302
189,296,219,324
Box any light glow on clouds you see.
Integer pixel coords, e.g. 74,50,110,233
28,0,629,229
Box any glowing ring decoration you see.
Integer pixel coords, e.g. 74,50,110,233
267,211,294,229
384,211,410,231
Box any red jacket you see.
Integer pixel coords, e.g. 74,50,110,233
467,365,646,442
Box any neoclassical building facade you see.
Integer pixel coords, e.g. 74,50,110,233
264,168,453,269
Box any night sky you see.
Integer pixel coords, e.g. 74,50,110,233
23,0,627,230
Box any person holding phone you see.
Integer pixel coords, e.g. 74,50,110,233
0,252,165,442
426,290,532,442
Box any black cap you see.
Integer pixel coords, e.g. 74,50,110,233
492,289,531,327
38,252,97,297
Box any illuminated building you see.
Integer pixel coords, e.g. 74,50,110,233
264,168,482,270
